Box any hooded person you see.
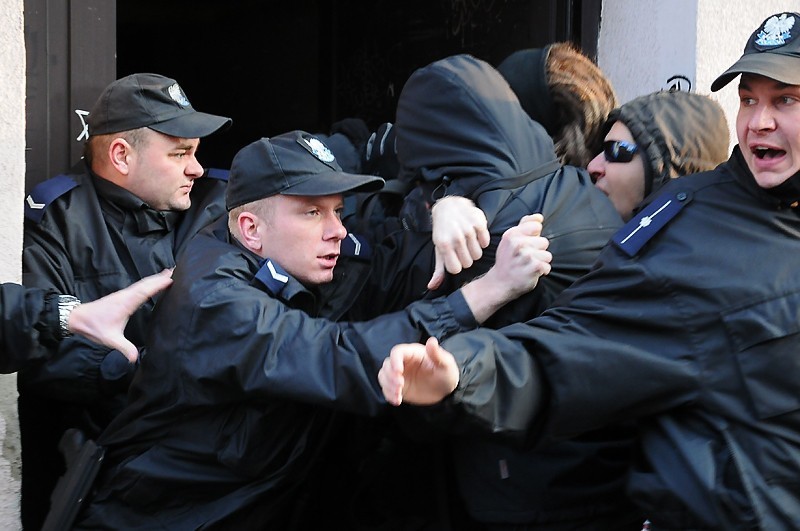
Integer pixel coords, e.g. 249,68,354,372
334,54,639,530
589,89,730,220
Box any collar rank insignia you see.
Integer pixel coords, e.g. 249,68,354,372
24,174,79,223
341,233,372,260
612,190,691,257
254,258,290,296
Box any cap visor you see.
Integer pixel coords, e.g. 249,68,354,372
149,111,232,138
282,172,385,196
711,54,800,91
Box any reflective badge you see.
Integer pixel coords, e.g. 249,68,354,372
301,136,336,163
168,83,191,107
754,13,795,49
612,190,691,257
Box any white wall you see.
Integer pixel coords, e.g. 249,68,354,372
598,0,800,151
0,0,25,528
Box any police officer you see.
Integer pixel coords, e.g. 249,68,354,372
381,11,800,529
0,270,172,373
72,131,551,529
20,73,231,529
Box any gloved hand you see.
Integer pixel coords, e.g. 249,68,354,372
363,122,400,179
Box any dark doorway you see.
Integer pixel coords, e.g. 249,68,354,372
116,0,600,170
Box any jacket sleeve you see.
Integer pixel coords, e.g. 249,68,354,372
173,280,478,417
444,247,701,445
0,284,60,373
20,215,116,402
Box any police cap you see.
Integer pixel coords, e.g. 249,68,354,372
225,131,384,211
88,73,232,138
712,12,800,91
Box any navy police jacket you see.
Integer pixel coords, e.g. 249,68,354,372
446,148,800,529
20,163,227,412
76,216,478,529
0,285,60,373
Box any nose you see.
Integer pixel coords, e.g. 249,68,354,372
186,155,204,179
586,152,605,183
324,213,348,241
748,103,776,132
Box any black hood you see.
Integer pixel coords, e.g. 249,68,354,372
395,54,560,196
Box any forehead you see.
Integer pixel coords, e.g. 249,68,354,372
143,128,200,149
738,73,800,92
605,121,635,142
276,193,344,208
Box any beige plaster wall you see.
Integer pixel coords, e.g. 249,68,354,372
0,0,26,529
598,0,800,151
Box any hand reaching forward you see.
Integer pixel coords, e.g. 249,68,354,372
480,213,552,300
379,337,459,406
68,269,174,362
428,196,490,290
457,213,551,324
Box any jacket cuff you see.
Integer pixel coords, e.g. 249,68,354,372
446,290,478,329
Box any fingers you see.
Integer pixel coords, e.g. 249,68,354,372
380,343,417,406
127,269,174,306
428,249,446,290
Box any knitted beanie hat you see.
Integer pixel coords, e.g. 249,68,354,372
607,90,730,195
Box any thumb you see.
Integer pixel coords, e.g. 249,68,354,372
425,336,443,365
113,338,139,363
427,249,446,290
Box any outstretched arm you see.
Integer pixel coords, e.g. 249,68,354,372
67,269,173,362
379,213,551,405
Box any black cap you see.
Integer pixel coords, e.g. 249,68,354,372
226,131,385,210
88,73,232,137
712,12,800,91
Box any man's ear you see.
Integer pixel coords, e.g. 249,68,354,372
108,138,132,175
237,212,263,254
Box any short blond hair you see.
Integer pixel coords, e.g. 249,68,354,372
227,196,277,241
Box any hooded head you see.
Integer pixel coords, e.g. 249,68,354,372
607,90,730,196
395,54,558,189
497,43,618,167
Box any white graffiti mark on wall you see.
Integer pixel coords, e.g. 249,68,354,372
663,75,692,92
75,109,89,141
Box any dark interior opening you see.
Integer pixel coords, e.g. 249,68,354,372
116,0,596,169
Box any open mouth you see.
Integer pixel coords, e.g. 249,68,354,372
752,146,785,160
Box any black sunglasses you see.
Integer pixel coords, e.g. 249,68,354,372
603,140,639,163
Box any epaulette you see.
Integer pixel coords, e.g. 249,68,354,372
612,190,692,257
254,258,289,296
341,233,372,260
24,174,79,223
205,168,229,181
